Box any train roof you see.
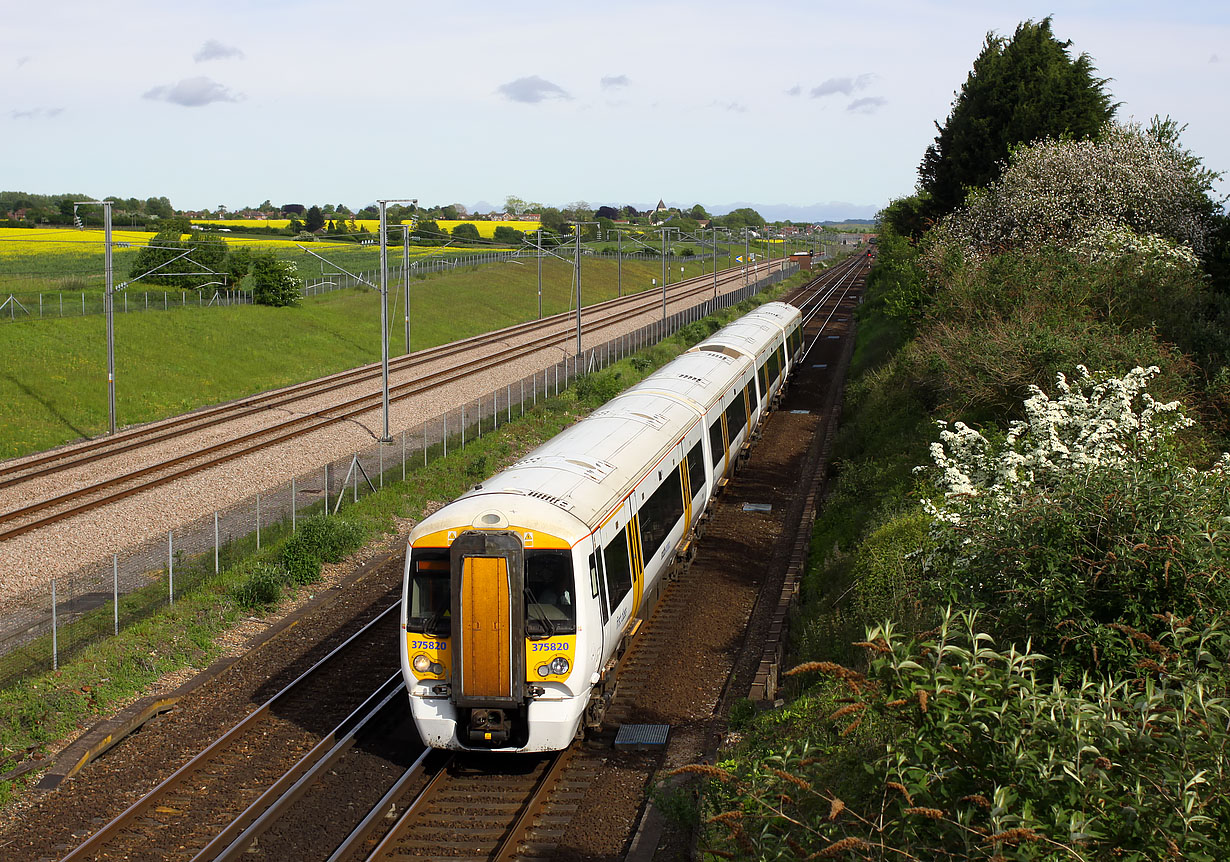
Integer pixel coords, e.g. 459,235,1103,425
688,301,800,361
410,302,795,546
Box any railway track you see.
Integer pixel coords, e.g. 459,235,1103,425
45,254,871,862
0,259,826,544
59,601,403,862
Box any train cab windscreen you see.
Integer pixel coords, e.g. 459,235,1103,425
408,549,451,636
524,550,576,636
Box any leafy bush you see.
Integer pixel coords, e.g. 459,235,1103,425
932,121,1213,261
919,366,1230,675
251,251,301,307
289,515,364,564
229,561,287,608
574,370,624,405
279,538,321,586
700,610,1230,860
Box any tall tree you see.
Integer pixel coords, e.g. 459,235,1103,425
305,205,325,232
918,17,1116,218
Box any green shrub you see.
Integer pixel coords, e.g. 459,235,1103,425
702,611,1230,860
280,540,322,585
574,370,624,405
291,514,364,563
230,561,286,608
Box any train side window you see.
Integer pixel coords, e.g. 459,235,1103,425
757,362,768,403
708,416,725,465
637,471,685,562
603,527,633,610
686,441,705,500
724,392,748,440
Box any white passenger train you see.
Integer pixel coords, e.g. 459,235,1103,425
400,301,805,751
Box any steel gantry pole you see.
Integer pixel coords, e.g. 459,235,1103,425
616,228,622,297
379,197,417,442
79,200,116,433
536,229,543,319
379,201,392,442
574,225,582,355
712,226,718,300
102,202,115,433
403,201,416,355
661,228,667,320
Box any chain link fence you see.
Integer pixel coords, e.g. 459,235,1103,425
0,263,797,688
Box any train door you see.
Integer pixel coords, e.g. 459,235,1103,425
449,530,525,709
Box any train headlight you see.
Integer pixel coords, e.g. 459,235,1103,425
412,654,432,673
536,663,551,678
549,656,570,676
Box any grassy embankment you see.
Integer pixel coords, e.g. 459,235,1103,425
0,251,777,459
0,271,816,810
686,228,1230,858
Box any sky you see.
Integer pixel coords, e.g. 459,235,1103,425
4,0,1229,220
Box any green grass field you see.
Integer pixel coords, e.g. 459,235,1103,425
0,252,779,459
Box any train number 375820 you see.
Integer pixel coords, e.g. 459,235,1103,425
531,642,569,652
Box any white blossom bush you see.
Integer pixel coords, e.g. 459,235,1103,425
251,252,302,307
918,367,1230,674
924,365,1195,524
929,122,1211,263
1074,225,1200,276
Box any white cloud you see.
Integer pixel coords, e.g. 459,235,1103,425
811,73,876,98
497,76,571,103
143,77,243,107
194,40,245,62
601,74,630,89
848,96,888,114
10,107,64,120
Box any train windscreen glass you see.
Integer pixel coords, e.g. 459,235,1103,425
408,549,451,636
524,550,576,636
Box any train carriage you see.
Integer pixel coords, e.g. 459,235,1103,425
401,302,803,751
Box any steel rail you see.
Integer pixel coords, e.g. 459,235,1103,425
0,263,800,540
0,262,755,488
197,674,412,862
58,600,401,862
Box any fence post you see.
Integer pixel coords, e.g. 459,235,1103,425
52,578,58,671
214,512,220,573
292,477,296,532
353,454,358,502
508,385,512,423
443,413,448,458
114,554,119,635
324,464,329,515
380,442,384,489
462,405,466,449
256,493,261,550
168,531,174,605
402,429,407,481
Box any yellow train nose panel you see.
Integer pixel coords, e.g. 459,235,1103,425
461,555,512,698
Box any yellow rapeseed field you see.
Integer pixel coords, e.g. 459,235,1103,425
436,220,541,239
0,227,160,257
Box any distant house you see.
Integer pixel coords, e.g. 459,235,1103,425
654,199,667,213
